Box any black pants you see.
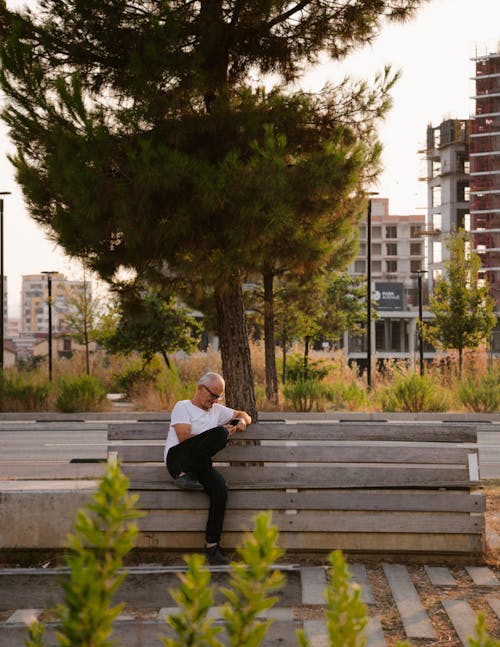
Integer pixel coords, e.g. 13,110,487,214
166,425,229,544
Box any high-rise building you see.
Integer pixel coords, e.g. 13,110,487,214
423,118,470,291
21,273,86,334
470,44,500,309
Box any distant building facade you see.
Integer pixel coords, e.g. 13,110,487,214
424,118,470,291
21,273,86,334
470,44,500,353
344,198,430,367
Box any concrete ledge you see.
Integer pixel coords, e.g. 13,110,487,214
0,484,95,548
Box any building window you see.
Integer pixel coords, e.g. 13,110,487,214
411,260,422,273
386,260,397,273
432,160,441,178
385,226,397,239
433,241,442,263
410,243,422,256
372,260,382,273
359,243,366,255
372,226,382,239
432,186,441,207
432,213,442,231
386,243,398,256
354,260,365,273
372,243,382,255
410,225,422,238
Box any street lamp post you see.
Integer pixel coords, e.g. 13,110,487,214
366,193,379,388
42,271,58,380
0,192,12,373
416,269,428,376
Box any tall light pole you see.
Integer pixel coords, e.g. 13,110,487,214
0,192,12,373
415,269,428,376
366,192,379,388
42,271,58,380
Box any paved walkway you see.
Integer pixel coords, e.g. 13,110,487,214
1,562,499,646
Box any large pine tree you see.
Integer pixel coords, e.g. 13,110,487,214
0,0,427,417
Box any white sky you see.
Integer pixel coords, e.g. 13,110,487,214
1,0,499,317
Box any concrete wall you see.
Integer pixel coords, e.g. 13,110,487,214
0,488,94,548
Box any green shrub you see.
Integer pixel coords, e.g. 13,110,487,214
164,511,284,647
380,372,450,412
26,461,142,647
286,353,330,382
458,371,500,413
0,373,50,411
112,358,160,397
323,381,367,411
283,378,328,412
55,375,108,412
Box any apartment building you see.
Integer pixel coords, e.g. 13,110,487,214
21,273,86,334
470,44,500,315
344,198,429,367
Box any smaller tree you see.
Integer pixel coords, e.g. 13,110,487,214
65,267,107,375
424,231,497,375
99,283,202,369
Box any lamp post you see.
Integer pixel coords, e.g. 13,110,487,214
0,192,11,373
42,271,58,380
366,192,379,388
415,269,428,376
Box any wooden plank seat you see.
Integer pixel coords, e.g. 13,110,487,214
107,422,485,556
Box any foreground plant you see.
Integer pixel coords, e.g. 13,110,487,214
26,461,142,647
163,511,284,647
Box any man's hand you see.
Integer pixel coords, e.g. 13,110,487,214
227,418,247,435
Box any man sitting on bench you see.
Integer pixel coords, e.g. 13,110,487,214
164,371,252,565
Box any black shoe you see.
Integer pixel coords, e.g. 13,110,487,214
205,544,230,565
174,473,204,491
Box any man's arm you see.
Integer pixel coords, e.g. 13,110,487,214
172,423,192,442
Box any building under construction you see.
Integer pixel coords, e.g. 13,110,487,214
470,44,500,308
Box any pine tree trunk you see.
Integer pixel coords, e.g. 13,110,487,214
263,268,279,405
215,278,257,421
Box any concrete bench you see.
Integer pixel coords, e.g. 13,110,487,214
107,422,486,557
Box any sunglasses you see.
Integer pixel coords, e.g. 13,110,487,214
201,384,224,400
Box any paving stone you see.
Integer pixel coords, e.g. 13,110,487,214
425,566,457,587
466,566,500,586
303,620,329,646
487,597,500,620
5,609,41,625
349,563,375,605
301,567,326,606
383,564,436,640
364,616,387,647
442,599,479,646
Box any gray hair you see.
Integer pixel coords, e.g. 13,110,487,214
198,372,225,388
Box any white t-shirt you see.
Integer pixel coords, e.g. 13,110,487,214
164,400,235,461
